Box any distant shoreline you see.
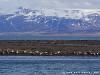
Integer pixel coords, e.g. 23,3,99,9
0,40,100,56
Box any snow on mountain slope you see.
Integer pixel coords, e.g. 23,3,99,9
0,7,100,35
15,8,100,18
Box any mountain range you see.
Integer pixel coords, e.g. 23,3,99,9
0,7,100,36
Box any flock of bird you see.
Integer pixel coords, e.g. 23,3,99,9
0,49,99,56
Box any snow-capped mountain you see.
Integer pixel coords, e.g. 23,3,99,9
0,7,100,35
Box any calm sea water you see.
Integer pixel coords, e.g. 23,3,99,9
0,36,100,40
0,56,100,75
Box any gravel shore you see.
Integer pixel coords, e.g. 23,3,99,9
0,40,100,56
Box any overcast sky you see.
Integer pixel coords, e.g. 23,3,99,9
0,0,100,13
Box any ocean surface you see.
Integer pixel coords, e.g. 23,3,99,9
0,36,100,40
0,56,100,75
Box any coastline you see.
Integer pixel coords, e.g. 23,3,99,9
0,40,100,56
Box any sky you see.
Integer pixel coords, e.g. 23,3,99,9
0,0,100,13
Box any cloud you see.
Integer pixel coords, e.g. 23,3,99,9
3,0,9,1
0,0,100,13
